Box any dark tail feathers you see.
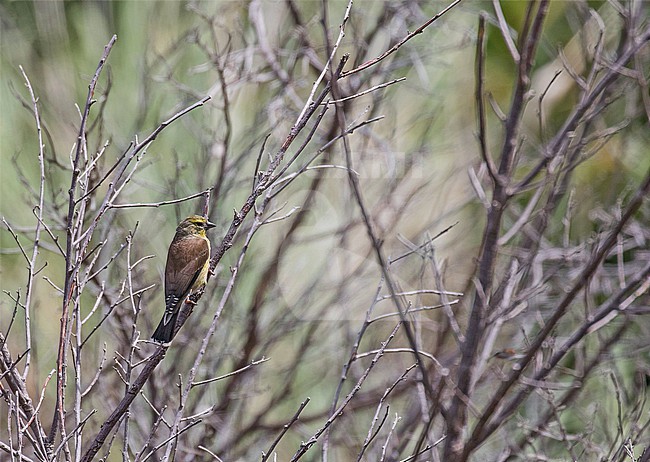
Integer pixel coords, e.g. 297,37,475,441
151,312,178,344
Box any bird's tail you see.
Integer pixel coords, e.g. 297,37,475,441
152,312,178,344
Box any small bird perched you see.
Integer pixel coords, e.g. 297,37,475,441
152,215,216,343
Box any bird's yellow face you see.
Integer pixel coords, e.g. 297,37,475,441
176,215,216,237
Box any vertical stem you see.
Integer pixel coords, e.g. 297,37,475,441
444,2,549,459
18,66,45,382
74,281,82,462
48,34,117,449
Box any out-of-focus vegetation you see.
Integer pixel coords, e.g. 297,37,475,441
1,1,649,461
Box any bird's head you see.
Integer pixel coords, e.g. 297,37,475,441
176,215,216,237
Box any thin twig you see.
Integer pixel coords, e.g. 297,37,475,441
340,0,462,78
109,189,212,209
261,398,311,462
475,14,499,184
191,357,270,387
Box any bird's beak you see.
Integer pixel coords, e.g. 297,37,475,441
206,220,217,229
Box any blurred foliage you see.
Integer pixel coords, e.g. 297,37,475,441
1,1,649,461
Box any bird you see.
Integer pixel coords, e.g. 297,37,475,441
152,215,216,343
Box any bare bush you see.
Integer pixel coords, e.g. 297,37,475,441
1,1,649,461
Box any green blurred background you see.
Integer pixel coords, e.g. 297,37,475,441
1,1,649,460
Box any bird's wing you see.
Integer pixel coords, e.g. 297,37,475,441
164,235,210,313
